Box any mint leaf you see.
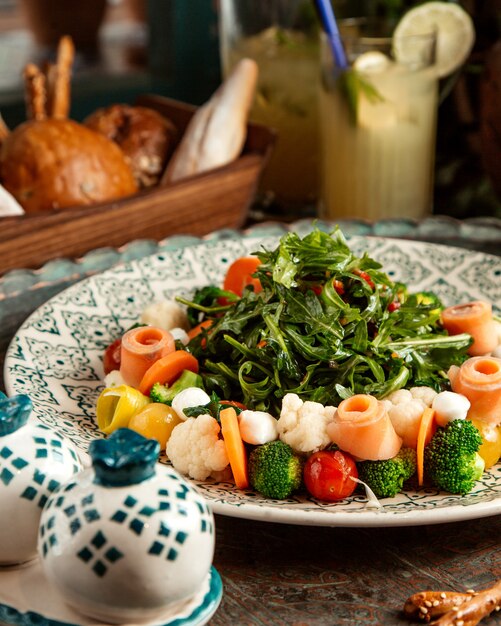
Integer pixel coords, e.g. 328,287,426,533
338,68,385,125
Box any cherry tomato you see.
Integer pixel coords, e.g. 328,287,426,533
223,257,262,297
128,403,182,451
103,338,122,374
303,450,358,502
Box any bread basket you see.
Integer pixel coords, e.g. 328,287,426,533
0,95,275,274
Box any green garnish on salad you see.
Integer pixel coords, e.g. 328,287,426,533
178,227,471,413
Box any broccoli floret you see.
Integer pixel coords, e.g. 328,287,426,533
248,440,303,499
357,448,417,498
424,419,485,495
149,370,203,404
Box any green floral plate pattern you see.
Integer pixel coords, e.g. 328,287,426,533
4,222,501,527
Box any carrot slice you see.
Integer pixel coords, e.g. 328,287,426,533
223,257,262,297
220,406,249,489
417,407,436,486
138,350,199,396
187,319,213,340
120,326,175,388
441,301,497,356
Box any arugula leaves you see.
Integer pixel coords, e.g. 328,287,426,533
179,228,472,414
183,392,243,421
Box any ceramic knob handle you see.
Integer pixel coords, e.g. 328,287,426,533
90,428,160,487
0,394,32,436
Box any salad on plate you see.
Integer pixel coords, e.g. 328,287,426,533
95,228,501,505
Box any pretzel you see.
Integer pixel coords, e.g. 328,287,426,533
404,579,501,625
23,63,46,121
0,113,9,141
48,36,74,119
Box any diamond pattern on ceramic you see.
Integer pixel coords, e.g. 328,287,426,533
75,530,124,577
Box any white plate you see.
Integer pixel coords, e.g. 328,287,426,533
4,223,501,527
0,561,222,626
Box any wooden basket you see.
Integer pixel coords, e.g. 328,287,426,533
0,95,275,274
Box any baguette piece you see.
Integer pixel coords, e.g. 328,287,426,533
163,58,258,184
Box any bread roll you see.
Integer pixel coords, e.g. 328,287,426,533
0,119,138,213
84,104,177,188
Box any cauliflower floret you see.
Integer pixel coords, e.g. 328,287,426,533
277,393,336,454
384,386,436,448
386,389,413,405
166,414,229,481
409,386,437,407
140,300,189,332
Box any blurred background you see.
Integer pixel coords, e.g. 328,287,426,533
0,0,499,221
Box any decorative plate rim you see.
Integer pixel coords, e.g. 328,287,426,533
2,215,500,300
3,223,501,528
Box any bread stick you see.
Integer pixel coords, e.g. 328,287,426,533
163,58,258,183
49,36,75,119
23,64,46,121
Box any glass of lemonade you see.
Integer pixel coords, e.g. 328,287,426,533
319,20,438,221
219,0,320,212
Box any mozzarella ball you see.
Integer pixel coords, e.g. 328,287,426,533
238,410,278,445
104,369,126,388
171,387,211,421
432,391,470,427
169,327,190,345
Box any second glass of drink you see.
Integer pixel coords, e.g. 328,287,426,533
319,20,438,221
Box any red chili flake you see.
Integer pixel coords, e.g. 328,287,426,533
354,269,375,290
311,284,323,296
388,301,401,312
333,279,345,295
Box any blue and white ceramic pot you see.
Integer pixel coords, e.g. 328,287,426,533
0,393,82,565
38,428,215,624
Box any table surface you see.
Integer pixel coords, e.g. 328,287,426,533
1,220,500,626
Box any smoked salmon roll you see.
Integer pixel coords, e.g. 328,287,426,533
441,301,497,356
327,394,402,461
449,356,501,426
120,326,175,389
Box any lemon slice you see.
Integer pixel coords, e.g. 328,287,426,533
353,51,391,73
393,2,475,78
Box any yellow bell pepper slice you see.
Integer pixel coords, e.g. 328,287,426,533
96,385,151,434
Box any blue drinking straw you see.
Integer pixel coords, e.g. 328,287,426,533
314,0,348,70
